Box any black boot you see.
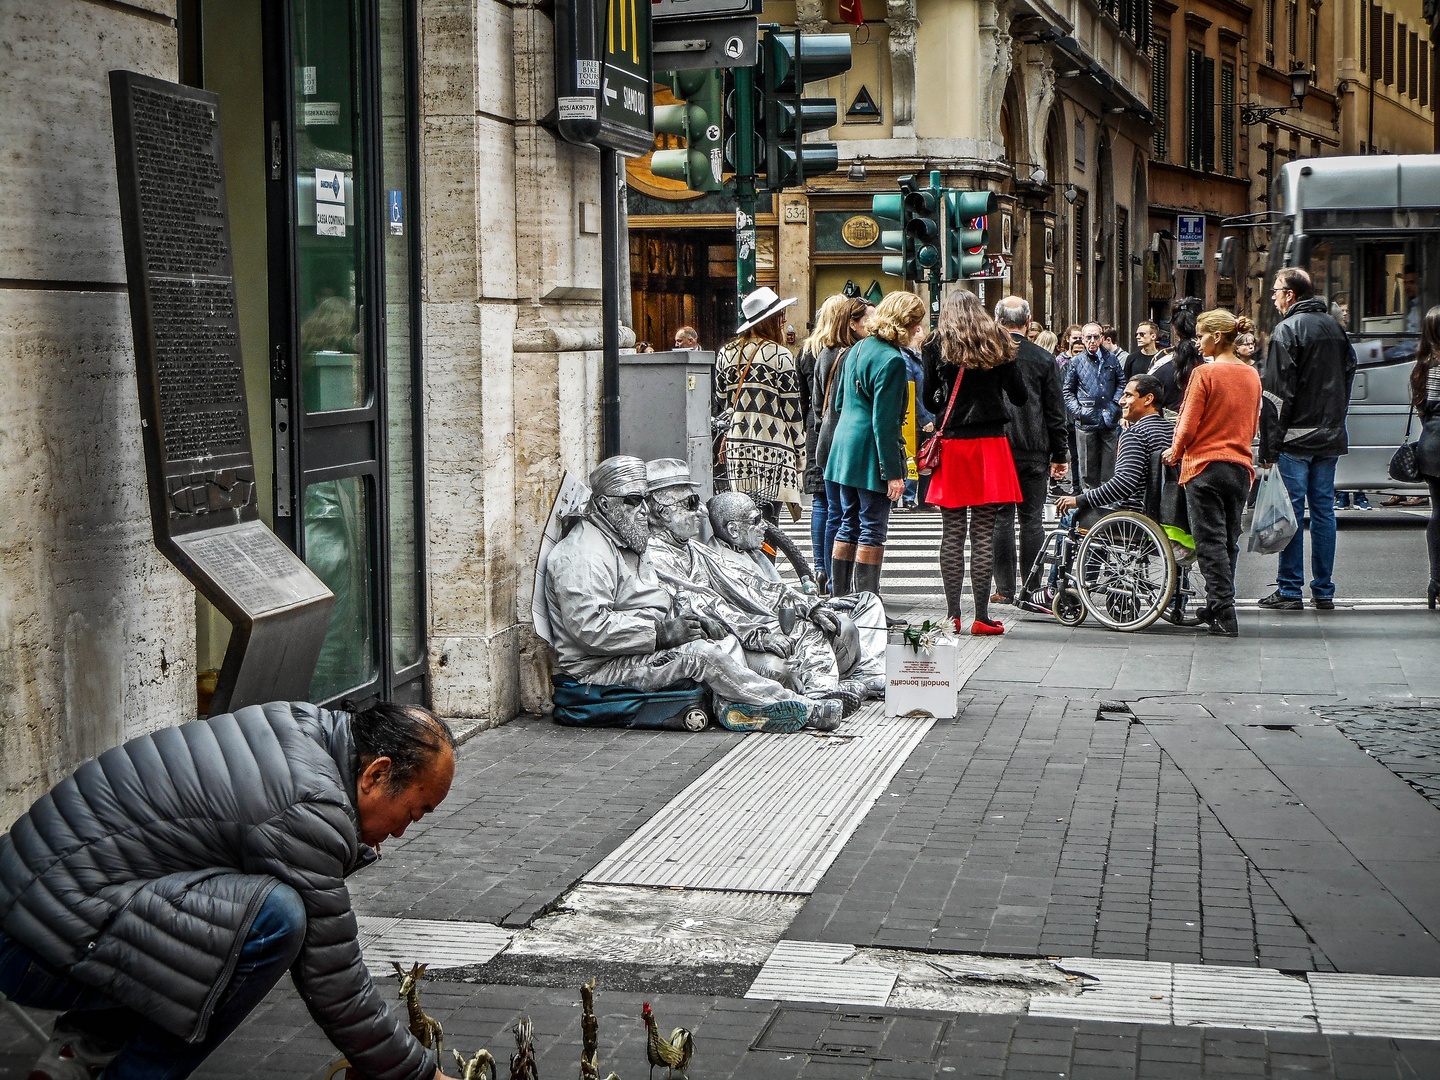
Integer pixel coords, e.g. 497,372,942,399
853,546,884,595
1430,580,1440,610
830,557,854,597
1208,606,1239,637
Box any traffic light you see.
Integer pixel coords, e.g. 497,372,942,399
651,70,725,193
944,189,998,280
872,190,907,279
905,181,942,279
758,29,852,190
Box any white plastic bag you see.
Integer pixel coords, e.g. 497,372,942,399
1247,466,1298,554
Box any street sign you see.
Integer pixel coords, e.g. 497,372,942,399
652,15,758,70
653,0,760,22
1177,214,1205,270
597,0,655,154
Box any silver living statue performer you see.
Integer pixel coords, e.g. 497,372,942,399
644,459,866,714
544,455,842,733
705,489,889,695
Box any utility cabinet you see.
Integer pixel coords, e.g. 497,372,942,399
618,350,716,499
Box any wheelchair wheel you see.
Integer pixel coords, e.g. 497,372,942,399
1075,511,1176,632
1053,587,1087,626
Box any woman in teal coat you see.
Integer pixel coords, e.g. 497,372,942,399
824,290,928,596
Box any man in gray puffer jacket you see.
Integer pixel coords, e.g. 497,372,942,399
0,700,458,1080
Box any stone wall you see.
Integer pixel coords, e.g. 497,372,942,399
419,0,605,720
0,1,196,830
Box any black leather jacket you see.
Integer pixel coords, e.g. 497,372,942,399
1004,334,1069,466
1260,297,1358,461
0,703,433,1080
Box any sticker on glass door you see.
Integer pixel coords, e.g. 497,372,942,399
316,168,347,237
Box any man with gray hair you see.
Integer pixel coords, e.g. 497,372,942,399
544,455,841,732
992,296,1070,601
1062,321,1125,491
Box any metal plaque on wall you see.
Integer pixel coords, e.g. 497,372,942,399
110,70,333,716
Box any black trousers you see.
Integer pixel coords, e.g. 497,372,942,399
1185,461,1251,613
993,462,1050,597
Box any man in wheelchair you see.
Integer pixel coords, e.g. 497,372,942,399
1054,373,1173,528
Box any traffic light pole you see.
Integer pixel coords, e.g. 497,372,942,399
733,64,759,306
600,146,621,458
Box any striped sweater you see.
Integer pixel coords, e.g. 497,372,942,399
1076,413,1175,512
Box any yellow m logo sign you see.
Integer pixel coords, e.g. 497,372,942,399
607,0,639,64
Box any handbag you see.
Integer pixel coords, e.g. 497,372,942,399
716,341,761,466
1389,406,1422,483
917,365,964,476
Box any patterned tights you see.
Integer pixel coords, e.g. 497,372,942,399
940,504,1000,625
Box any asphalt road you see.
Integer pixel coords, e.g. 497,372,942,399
1233,504,1433,599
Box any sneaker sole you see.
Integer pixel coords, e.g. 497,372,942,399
719,700,807,734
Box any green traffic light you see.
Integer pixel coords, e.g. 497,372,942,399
653,70,725,192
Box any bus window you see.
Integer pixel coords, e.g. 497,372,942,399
1307,239,1354,331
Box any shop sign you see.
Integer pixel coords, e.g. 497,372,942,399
841,214,880,248
1177,214,1204,270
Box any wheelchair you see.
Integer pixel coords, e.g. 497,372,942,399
1023,453,1208,633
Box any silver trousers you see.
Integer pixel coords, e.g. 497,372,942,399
581,635,805,706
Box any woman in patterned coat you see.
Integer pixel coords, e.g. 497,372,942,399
714,287,804,522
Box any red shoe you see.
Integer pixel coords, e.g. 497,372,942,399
950,616,964,634
971,618,1005,636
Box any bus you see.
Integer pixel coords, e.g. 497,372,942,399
1263,154,1440,491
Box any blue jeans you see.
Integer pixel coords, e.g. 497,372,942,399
834,484,892,547
0,884,306,1080
809,488,831,580
823,479,846,559
1277,454,1338,599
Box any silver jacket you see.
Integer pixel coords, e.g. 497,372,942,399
645,537,776,651
544,516,671,677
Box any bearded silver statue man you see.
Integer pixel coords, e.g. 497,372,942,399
643,459,864,712
543,455,842,733
706,490,888,695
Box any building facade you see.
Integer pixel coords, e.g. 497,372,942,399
2,0,608,828
630,0,1155,347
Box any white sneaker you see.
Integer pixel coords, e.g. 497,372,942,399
27,1023,119,1080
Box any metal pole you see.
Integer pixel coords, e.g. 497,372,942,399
733,64,758,308
601,146,621,458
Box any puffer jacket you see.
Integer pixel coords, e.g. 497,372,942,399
1260,297,1358,461
0,702,433,1080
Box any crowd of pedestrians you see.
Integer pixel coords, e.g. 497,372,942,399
716,266,1439,638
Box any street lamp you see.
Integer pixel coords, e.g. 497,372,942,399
1005,159,1049,185
1238,68,1312,126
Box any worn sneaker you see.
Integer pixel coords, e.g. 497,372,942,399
1208,607,1240,637
716,699,808,733
857,674,886,699
27,1022,119,1080
1312,597,1335,610
805,698,844,732
822,681,863,717
1258,590,1303,610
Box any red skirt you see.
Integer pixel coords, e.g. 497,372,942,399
925,436,1022,507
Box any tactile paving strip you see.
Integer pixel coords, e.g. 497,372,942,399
1310,973,1440,1039
585,703,935,893
1029,958,1173,1025
1171,964,1317,1032
356,915,512,975
746,941,898,1006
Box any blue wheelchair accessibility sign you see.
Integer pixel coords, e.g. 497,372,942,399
388,190,403,236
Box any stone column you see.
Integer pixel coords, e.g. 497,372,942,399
886,0,921,138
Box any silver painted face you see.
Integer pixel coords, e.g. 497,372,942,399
648,490,703,543
597,493,650,553
730,507,767,552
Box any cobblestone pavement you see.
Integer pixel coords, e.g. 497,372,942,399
1312,703,1440,808
9,980,1440,1079
346,717,741,927
787,691,1323,971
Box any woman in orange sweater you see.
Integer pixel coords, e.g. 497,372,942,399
1162,310,1262,637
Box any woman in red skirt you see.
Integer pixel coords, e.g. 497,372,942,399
922,290,1028,634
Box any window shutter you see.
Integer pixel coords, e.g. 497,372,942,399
1422,41,1430,106
1220,62,1236,175
1202,57,1216,173
1410,31,1419,97
1360,0,1367,72
1384,11,1395,85
1372,5,1385,82
1308,5,1319,71
1265,0,1276,63
1288,0,1299,59
1153,37,1170,158
1399,23,1408,92
1185,48,1199,169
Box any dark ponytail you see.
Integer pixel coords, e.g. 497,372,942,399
1171,297,1204,392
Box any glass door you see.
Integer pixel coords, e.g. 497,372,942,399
266,0,425,705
